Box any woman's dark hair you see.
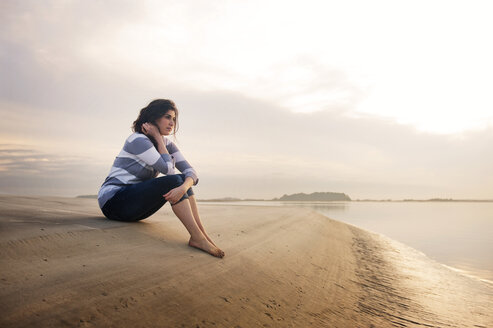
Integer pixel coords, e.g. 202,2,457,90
132,99,179,147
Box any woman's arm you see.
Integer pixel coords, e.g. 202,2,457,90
140,124,197,203
124,125,174,175
162,141,198,203
166,141,199,185
142,123,168,154
163,176,194,203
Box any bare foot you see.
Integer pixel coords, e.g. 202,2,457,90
203,232,219,248
188,237,225,258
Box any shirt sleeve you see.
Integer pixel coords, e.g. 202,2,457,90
166,139,199,185
124,134,175,174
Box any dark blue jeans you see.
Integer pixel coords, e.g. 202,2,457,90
101,174,194,222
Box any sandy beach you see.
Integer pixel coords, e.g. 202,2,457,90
0,195,492,327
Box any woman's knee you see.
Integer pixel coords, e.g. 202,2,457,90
157,174,184,189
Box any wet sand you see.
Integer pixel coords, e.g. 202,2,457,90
0,195,492,327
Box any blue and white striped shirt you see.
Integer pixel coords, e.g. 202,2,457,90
98,132,198,208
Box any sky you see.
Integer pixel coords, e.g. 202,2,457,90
1,0,492,200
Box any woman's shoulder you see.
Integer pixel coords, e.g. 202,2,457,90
126,132,150,142
126,132,168,144
164,138,179,151
163,137,173,146
123,132,154,153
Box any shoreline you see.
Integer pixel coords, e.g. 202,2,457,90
439,264,493,287
1,195,492,327
200,200,493,284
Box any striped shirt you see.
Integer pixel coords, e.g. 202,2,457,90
98,132,198,208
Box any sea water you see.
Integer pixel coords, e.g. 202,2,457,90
201,201,493,283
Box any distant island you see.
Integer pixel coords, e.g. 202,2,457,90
197,192,351,202
273,192,351,202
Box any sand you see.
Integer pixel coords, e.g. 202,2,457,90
0,195,492,327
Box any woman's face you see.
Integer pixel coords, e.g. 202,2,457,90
155,110,176,136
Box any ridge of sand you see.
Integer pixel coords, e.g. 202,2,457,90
0,195,492,327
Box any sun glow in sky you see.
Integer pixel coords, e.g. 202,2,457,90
1,0,493,199
81,0,493,134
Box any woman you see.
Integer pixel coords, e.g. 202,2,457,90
98,99,224,258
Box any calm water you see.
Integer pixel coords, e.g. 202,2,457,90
201,201,493,282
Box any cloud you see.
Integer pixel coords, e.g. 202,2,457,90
1,85,492,199
1,1,492,199
1,0,368,116
0,146,88,175
0,144,107,196
171,89,493,199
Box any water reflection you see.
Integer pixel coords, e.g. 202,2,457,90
279,201,348,213
201,200,493,282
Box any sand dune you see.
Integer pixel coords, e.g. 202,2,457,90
0,195,492,327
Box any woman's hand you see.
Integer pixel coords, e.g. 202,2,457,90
142,122,161,139
163,185,187,204
142,122,168,154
